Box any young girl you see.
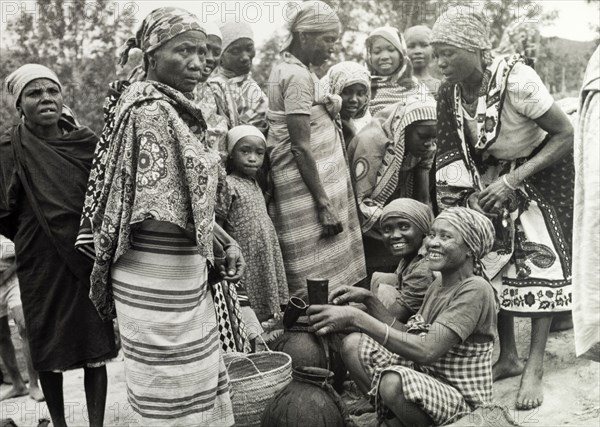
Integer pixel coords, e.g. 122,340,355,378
321,61,371,147
365,26,425,116
404,25,440,98
217,125,289,326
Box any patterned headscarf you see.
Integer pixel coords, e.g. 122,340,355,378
430,6,493,66
380,198,434,235
226,125,266,153
435,207,495,261
322,61,371,119
219,21,254,53
5,64,62,109
119,7,205,66
281,0,341,52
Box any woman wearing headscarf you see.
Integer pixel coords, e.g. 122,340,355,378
432,7,574,410
348,94,437,277
573,46,600,362
81,8,249,425
320,61,372,146
0,64,116,427
308,207,497,426
193,21,229,165
208,21,268,134
365,26,426,116
266,1,366,299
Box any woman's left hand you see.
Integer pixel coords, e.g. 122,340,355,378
478,176,515,214
219,243,246,282
306,304,362,335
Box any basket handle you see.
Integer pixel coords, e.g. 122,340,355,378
226,354,263,377
255,333,273,353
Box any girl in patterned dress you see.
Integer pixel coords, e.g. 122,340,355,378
217,125,289,325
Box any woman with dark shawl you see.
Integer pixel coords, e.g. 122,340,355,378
0,64,116,427
79,7,248,425
431,7,575,410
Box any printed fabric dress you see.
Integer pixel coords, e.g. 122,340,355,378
217,174,289,320
435,54,574,316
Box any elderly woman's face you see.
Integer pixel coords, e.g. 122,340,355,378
221,38,256,76
425,219,470,272
381,217,424,258
368,36,402,76
19,78,63,128
303,30,339,67
149,30,207,93
432,43,481,84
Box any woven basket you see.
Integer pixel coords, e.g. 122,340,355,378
224,350,292,427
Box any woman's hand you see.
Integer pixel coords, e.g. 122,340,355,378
329,286,373,305
318,203,343,236
478,175,516,214
306,304,363,335
218,243,246,282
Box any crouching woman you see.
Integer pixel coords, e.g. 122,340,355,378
308,207,498,426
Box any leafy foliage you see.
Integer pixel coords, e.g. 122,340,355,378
0,0,134,135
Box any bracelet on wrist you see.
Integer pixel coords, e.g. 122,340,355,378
382,324,390,346
502,174,518,191
389,318,397,328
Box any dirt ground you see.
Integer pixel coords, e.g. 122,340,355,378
1,318,598,426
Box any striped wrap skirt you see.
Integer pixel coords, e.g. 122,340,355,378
111,222,234,426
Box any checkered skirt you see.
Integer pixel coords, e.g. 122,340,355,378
358,333,494,425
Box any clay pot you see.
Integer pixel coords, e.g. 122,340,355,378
272,316,329,369
261,367,346,427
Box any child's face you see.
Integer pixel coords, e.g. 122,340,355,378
405,120,436,158
340,83,369,120
230,136,265,178
368,36,402,76
405,28,433,72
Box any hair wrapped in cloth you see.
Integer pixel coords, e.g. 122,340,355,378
219,21,254,53
5,64,62,109
280,0,340,52
435,207,495,274
119,7,205,66
380,198,434,235
226,125,266,153
204,21,222,41
430,6,493,66
323,61,371,119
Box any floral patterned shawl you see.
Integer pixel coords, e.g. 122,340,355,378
87,80,222,320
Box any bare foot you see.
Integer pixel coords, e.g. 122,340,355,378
550,313,573,332
516,366,544,410
29,385,45,402
0,385,29,401
347,396,375,415
493,355,524,381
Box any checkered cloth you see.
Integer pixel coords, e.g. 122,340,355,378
358,333,493,425
212,281,251,353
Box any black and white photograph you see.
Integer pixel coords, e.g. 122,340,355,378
0,1,598,426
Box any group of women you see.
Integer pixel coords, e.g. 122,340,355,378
0,1,578,426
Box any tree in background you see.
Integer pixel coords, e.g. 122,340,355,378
252,0,594,96
0,0,134,134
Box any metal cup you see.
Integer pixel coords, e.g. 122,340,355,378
307,278,329,305
283,297,308,329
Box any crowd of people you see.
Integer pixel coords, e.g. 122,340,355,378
0,2,596,426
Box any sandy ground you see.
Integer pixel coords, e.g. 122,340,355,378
1,318,598,426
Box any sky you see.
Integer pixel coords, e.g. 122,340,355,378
121,0,600,43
